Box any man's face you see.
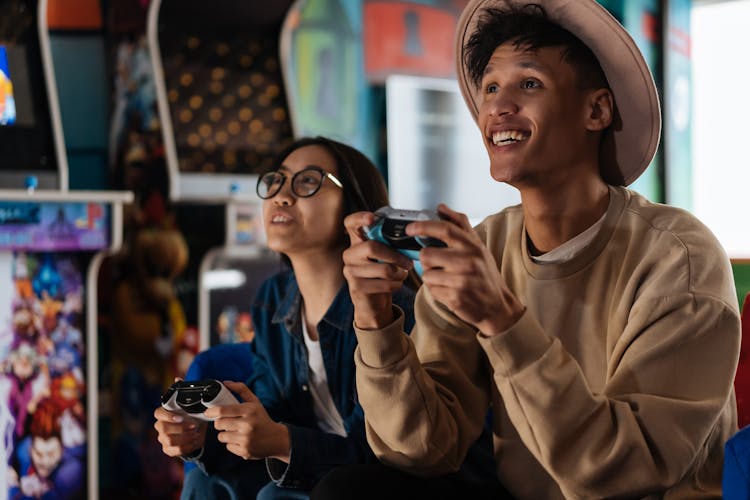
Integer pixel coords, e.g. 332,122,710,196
30,436,62,478
477,43,604,189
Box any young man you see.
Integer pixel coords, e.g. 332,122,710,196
320,0,741,498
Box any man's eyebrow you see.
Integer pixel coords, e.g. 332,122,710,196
482,59,552,79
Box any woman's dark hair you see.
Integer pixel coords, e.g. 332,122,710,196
464,4,609,91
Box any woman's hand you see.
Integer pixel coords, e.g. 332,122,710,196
153,406,207,458
206,381,291,462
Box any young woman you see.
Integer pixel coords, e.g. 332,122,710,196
153,137,416,499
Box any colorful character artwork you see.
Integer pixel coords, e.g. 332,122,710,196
0,45,17,126
0,251,87,500
215,307,254,345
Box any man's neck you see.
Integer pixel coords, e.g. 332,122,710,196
521,179,610,254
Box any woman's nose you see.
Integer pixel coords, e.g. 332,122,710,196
273,182,295,206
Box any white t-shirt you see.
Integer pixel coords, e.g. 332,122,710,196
531,211,607,264
301,311,347,437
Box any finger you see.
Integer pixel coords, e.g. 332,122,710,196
343,240,414,270
405,219,472,249
344,211,376,244
155,419,201,436
436,204,474,232
154,407,185,423
419,247,482,274
223,381,258,403
225,442,252,460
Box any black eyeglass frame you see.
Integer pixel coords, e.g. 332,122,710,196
256,166,344,200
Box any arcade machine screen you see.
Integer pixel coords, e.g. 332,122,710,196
0,0,60,188
156,0,295,198
0,201,111,499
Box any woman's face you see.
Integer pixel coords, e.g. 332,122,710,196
262,145,345,260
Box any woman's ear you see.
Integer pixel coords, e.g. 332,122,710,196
585,88,613,132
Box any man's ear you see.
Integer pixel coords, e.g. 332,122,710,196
585,88,613,132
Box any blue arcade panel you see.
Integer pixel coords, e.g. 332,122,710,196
0,201,110,251
0,201,111,499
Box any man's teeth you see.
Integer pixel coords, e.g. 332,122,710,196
492,130,527,145
272,215,290,223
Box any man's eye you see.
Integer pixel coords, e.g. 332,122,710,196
486,83,499,94
521,79,541,89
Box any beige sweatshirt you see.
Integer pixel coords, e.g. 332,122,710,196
354,186,741,499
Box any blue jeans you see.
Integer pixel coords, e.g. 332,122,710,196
181,464,310,500
257,482,311,500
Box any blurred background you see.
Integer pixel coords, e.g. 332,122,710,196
0,0,746,498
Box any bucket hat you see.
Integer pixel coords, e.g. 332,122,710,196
455,0,661,186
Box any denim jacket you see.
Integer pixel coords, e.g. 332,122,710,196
200,269,416,490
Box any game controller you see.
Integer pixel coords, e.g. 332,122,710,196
364,206,447,274
161,379,239,421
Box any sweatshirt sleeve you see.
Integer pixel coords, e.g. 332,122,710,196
354,289,492,476
478,291,739,498
356,282,740,497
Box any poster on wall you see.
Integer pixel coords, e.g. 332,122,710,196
0,251,87,499
363,1,465,82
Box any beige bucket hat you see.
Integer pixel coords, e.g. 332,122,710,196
455,0,661,186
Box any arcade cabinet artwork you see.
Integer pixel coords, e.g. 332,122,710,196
0,201,112,500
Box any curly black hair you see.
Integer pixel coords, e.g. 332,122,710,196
464,4,609,91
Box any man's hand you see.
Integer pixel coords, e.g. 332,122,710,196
343,211,414,329
206,381,291,462
409,204,525,336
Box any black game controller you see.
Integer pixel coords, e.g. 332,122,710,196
364,206,447,274
161,379,239,421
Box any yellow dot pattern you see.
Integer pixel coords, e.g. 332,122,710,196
162,30,294,174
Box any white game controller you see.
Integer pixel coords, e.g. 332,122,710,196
161,379,239,421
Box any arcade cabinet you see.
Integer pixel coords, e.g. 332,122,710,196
147,0,292,346
0,2,132,500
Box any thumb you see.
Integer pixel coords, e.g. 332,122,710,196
223,380,258,403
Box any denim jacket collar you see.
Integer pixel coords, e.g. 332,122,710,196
270,272,353,335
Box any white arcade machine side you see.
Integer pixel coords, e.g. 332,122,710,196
197,201,281,351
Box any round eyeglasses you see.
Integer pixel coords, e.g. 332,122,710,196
256,166,343,200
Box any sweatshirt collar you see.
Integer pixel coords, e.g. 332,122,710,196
521,185,628,280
